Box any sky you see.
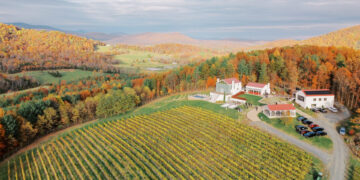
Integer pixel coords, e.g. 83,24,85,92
0,0,359,40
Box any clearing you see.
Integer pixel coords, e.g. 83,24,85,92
10,69,107,85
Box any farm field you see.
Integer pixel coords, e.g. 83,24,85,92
97,45,176,72
0,106,317,179
258,112,333,150
10,69,107,85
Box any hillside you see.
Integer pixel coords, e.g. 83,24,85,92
250,25,360,50
0,23,114,73
106,32,267,51
302,25,360,49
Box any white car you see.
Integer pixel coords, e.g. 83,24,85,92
339,127,346,135
328,107,338,113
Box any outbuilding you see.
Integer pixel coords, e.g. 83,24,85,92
263,104,296,118
245,82,270,96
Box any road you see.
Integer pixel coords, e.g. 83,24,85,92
298,110,349,180
247,108,349,180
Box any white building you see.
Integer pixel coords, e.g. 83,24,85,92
210,78,242,102
295,89,334,109
245,82,271,96
263,104,296,118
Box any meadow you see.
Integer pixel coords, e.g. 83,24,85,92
10,69,107,85
97,45,176,72
0,104,319,179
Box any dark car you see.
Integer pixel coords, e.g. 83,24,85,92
295,125,308,132
309,124,319,128
297,116,307,121
319,108,328,113
300,130,311,135
312,127,324,132
316,131,327,136
311,108,319,112
302,120,313,125
303,131,316,138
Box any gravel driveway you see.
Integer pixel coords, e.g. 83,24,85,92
247,108,350,180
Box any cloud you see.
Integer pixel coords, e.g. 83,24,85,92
0,0,359,40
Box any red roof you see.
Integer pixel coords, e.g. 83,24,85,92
223,78,240,84
267,104,296,111
246,82,267,88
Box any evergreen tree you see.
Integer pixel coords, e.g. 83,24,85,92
259,63,268,83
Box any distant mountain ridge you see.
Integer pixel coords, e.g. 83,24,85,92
106,32,268,51
6,22,125,41
250,25,360,50
7,22,360,50
6,22,62,31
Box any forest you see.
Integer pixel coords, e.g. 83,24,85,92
0,45,359,159
0,23,117,73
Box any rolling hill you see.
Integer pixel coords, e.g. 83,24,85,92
105,32,267,51
250,25,360,50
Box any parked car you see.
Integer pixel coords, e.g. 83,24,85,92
312,127,324,132
302,120,313,125
311,108,320,112
300,130,311,135
319,108,327,113
328,107,338,113
316,131,327,136
295,125,308,132
297,116,307,121
340,127,346,135
309,124,319,128
303,132,316,138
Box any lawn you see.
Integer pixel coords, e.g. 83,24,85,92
258,112,333,150
11,69,107,85
294,103,317,117
237,94,264,106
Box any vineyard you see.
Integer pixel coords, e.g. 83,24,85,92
1,106,314,179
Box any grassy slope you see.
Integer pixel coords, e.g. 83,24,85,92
258,112,333,150
11,69,106,85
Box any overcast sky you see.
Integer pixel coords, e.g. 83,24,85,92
1,0,359,40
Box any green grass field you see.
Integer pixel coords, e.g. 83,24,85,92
237,94,264,106
97,45,176,72
11,69,107,85
258,112,333,150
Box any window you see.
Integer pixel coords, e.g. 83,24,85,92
313,98,316,101
324,98,327,101
319,98,322,101
297,95,304,102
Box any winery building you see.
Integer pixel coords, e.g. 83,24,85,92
295,89,334,109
